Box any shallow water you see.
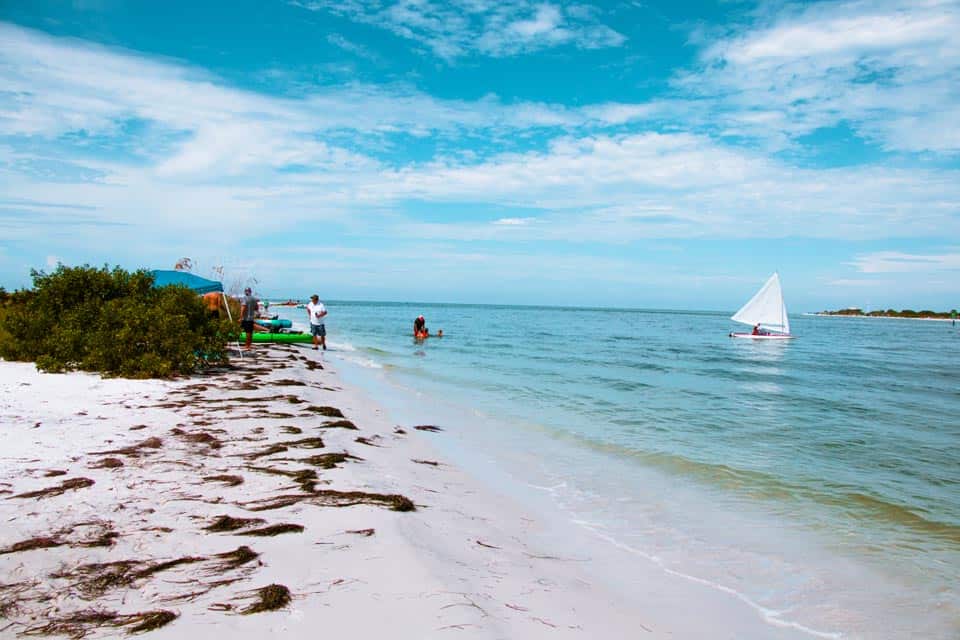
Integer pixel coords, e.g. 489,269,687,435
274,302,960,638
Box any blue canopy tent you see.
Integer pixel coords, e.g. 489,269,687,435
150,270,224,295
151,269,242,355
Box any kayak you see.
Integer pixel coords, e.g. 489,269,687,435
243,332,313,344
257,318,292,329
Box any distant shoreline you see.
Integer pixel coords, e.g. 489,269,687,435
808,312,957,323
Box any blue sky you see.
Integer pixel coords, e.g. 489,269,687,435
1,0,958,311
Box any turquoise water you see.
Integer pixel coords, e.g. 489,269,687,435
276,302,959,638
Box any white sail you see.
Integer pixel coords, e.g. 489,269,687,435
731,273,791,335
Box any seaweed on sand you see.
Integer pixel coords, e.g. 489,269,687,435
414,425,443,432
245,466,318,492
120,609,178,633
354,437,379,447
412,459,440,466
248,411,296,419
237,524,304,537
273,379,306,386
241,584,292,614
302,406,343,417
244,489,415,512
208,546,260,572
320,420,357,430
280,426,302,434
54,556,205,599
175,431,223,449
296,452,362,469
246,444,288,460
281,436,325,449
204,515,266,532
76,530,119,548
89,458,124,469
0,536,63,555
21,608,177,637
11,477,94,499
203,474,244,486
90,437,162,458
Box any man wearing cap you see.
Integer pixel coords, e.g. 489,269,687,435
306,294,327,350
240,287,258,350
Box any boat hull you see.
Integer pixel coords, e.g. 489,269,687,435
729,332,794,340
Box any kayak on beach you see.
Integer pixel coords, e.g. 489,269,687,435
245,332,313,344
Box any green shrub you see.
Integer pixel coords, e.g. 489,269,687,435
0,265,230,377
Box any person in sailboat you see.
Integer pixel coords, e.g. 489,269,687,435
751,324,769,336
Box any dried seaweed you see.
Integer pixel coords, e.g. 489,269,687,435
296,452,361,469
241,584,291,614
203,474,244,486
246,444,288,460
302,406,343,417
89,458,124,469
245,466,318,492
11,477,94,499
320,420,357,430
204,515,265,532
273,379,306,386
207,546,260,572
176,431,223,449
91,437,162,457
20,608,177,637
0,536,63,555
237,524,304,537
245,489,415,512
281,437,325,449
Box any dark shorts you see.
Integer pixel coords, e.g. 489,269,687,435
310,324,326,337
241,320,254,333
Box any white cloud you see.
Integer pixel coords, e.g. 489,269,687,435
849,250,960,273
677,0,960,153
292,0,625,60
0,21,958,267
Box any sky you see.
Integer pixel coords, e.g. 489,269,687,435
1,0,958,311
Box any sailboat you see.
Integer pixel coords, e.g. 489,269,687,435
729,272,795,339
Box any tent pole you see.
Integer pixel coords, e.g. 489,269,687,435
221,291,243,358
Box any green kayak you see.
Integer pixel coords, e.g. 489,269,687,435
242,332,314,344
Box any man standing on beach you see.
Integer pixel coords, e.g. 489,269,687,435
307,294,327,351
240,287,258,350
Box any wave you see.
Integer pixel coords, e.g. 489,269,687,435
538,431,960,546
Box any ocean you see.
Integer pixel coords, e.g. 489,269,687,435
273,302,959,639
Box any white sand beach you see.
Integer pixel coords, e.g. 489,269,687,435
0,346,819,639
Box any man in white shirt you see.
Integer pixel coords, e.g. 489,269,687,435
306,294,327,350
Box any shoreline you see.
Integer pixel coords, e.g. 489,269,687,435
807,312,957,322
1,348,822,638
